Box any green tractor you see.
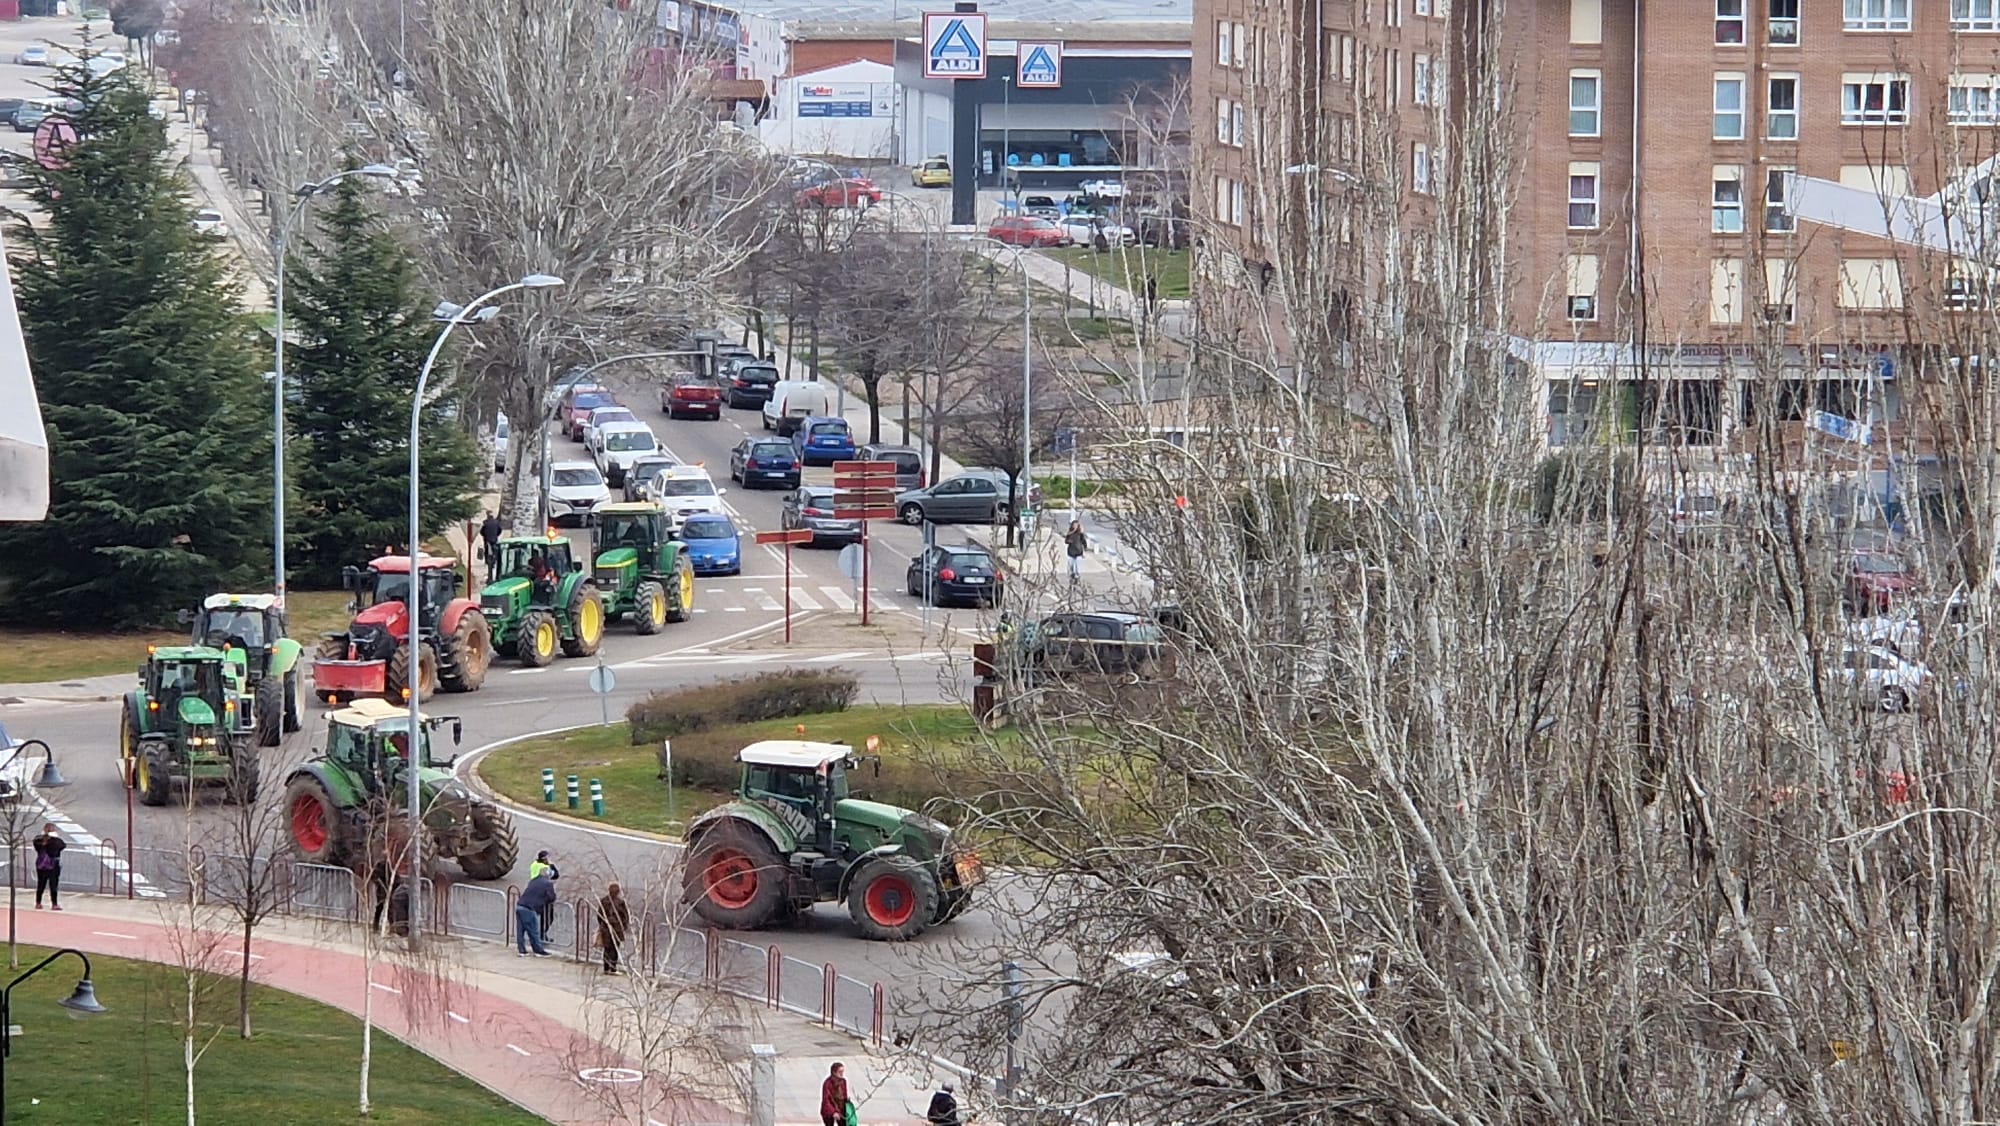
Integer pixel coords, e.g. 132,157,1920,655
118,646,261,807
281,697,518,881
682,740,982,941
477,535,607,667
182,593,305,747
591,502,696,633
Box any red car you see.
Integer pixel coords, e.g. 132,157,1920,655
661,375,723,421
1844,550,1912,615
988,216,1071,248
562,387,618,441
797,177,882,209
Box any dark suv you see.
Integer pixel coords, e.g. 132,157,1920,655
726,363,781,409
729,437,802,489
1019,611,1166,676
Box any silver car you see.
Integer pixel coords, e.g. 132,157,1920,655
894,469,1037,526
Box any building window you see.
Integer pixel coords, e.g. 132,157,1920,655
1843,0,1911,31
1566,253,1599,321
1213,175,1227,221
1950,78,2000,124
1388,49,1402,107
1387,0,1402,26
1233,22,1247,66
1717,0,1746,43
1570,71,1601,136
1230,180,1245,226
1715,75,1746,139
1569,162,1600,228
1712,258,1745,324
1713,168,1744,232
1954,0,2000,31
1413,144,1431,193
1341,35,1355,83
1838,258,1904,309
1764,260,1797,323
1414,54,1432,105
1767,76,1798,139
1216,98,1230,143
1572,0,1603,43
1415,0,1432,14
1765,168,1795,231
1946,271,1989,310
1770,0,1800,42
1216,20,1232,66
1841,76,1909,124
1231,102,1244,146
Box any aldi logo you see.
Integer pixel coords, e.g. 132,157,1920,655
1016,41,1062,89
924,12,987,78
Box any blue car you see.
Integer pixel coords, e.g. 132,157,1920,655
793,415,855,466
677,514,742,575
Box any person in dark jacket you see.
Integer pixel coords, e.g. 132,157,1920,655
31,824,64,910
819,1061,849,1126
597,883,631,974
515,873,557,956
926,1081,961,1125
479,513,503,581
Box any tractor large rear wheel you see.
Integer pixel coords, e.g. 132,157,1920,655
516,611,559,667
686,823,785,930
562,585,606,658
135,743,172,808
846,855,938,941
254,677,283,747
284,776,349,867
439,610,492,693
385,645,439,703
455,803,519,880
633,581,667,635
665,558,694,624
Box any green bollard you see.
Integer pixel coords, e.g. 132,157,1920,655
566,774,580,810
590,778,604,817
541,768,556,803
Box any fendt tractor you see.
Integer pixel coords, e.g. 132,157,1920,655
283,698,518,880
682,741,982,941
479,534,605,667
118,646,261,806
591,502,696,633
182,593,304,747
312,555,491,703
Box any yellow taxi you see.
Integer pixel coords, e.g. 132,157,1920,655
911,156,951,187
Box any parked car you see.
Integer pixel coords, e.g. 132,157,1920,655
792,415,855,467
591,420,662,486
911,156,951,187
895,469,1037,526
662,373,724,420
675,514,742,576
988,216,1071,248
725,363,781,409
647,465,728,527
710,344,759,381
1837,642,1928,712
0,99,25,128
1844,551,1912,615
906,545,1005,607
1020,195,1063,220
1060,216,1137,248
857,443,924,491
1136,210,1190,249
781,485,861,546
192,208,229,237
623,454,678,501
729,437,802,490
762,379,830,436
581,405,640,450
18,45,48,66
798,175,882,209
1015,611,1166,675
561,386,615,439
546,461,611,526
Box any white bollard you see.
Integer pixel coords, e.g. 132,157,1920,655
749,1044,777,1126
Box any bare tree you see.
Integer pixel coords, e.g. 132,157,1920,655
939,347,1068,548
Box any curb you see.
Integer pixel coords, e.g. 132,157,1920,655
455,724,685,847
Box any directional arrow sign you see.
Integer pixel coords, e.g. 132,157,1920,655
755,528,816,546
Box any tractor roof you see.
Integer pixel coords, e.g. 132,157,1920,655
325,697,415,729
738,740,853,769
600,502,666,515
202,593,279,611
499,534,568,546
368,553,459,573
149,645,227,661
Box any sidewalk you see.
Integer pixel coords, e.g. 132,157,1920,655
18,895,963,1125
0,672,129,703
981,246,1191,343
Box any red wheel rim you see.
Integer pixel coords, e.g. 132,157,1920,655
703,849,759,910
864,875,916,927
290,793,328,853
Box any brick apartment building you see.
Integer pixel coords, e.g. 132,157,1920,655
1193,0,2000,451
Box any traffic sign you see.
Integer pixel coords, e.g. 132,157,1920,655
924,12,987,79
754,528,815,545
32,116,77,171
1016,41,1062,89
588,664,617,694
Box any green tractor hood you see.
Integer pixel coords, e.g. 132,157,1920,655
595,547,640,570
836,798,947,858
480,576,531,602
177,696,219,726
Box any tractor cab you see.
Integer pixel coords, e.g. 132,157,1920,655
492,536,578,586
345,555,462,617
187,593,284,655
322,698,463,800
737,741,883,857
595,504,670,555
138,646,247,743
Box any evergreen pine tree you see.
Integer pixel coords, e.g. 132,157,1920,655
286,175,480,587
0,57,270,627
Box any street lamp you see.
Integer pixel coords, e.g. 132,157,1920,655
0,947,104,1124
403,274,564,944
270,162,404,605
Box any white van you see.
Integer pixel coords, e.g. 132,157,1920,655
592,420,662,486
761,380,830,436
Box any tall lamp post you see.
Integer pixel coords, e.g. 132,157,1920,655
404,274,565,944
270,163,403,604
0,947,104,1124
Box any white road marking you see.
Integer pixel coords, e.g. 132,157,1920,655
506,1043,532,1057
754,594,783,611
723,606,747,612
5,758,166,900
819,586,855,612
805,651,867,663
789,589,823,611
507,668,546,676
91,931,138,940
447,1011,470,1024
871,593,900,612
371,982,402,994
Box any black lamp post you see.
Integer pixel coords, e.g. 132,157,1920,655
0,947,105,1124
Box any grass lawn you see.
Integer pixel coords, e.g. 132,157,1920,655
0,590,355,686
1043,247,1191,299
478,704,983,837
5,945,538,1125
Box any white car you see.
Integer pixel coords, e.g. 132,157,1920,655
192,208,229,237
1837,643,1928,712
592,420,662,487
646,465,728,527
1059,217,1136,247
546,460,611,526
580,405,638,449
17,45,47,66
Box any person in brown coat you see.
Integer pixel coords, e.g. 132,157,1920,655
819,1061,849,1126
596,883,631,974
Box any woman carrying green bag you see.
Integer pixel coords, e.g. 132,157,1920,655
821,1062,854,1126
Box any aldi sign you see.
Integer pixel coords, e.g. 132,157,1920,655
924,12,987,78
1016,40,1062,89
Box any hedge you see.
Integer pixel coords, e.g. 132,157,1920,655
625,668,859,745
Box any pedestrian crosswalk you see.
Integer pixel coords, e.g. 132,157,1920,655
694,584,902,615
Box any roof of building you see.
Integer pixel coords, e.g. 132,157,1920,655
737,0,1191,37
738,739,853,769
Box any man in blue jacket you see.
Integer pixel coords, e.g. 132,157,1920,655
516,872,557,957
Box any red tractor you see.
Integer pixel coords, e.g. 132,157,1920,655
311,555,492,704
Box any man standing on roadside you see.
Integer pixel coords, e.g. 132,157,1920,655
479,512,503,581
32,823,64,911
596,883,631,974
515,871,556,957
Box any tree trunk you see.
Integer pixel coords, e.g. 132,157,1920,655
237,912,254,1039
359,952,374,1116
860,364,882,444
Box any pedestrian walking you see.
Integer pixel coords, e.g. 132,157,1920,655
820,1061,852,1126
527,851,560,931
926,1081,961,1125
515,871,556,957
596,883,631,974
1064,520,1088,583
31,823,63,910
479,512,503,581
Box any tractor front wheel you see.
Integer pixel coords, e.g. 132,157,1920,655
284,776,349,866
455,803,519,880
439,610,492,693
118,699,141,779
254,677,283,747
227,744,261,805
633,581,667,635
686,824,784,930
282,670,303,732
386,645,439,703
665,558,694,624
517,611,559,667
931,886,975,926
135,745,172,808
846,856,938,941
562,585,606,658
